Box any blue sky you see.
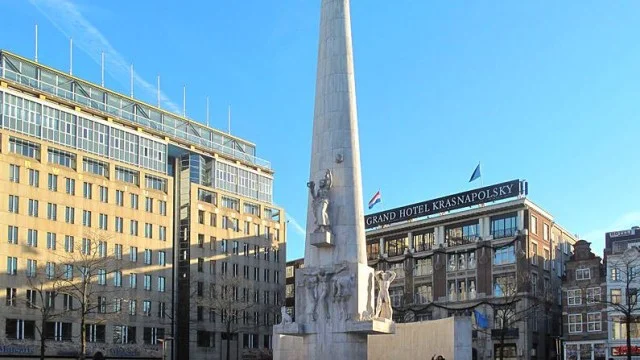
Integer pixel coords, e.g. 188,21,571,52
2,1,639,259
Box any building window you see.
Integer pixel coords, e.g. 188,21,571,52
576,268,590,280
27,229,38,247
543,224,549,240
48,148,76,169
414,257,433,276
83,157,109,177
494,274,516,297
114,271,122,287
6,319,36,340
445,222,479,246
28,199,39,217
9,137,40,159
415,284,433,304
114,244,123,260
144,223,153,239
115,217,123,233
159,201,167,216
113,325,136,344
197,331,214,348
530,215,538,234
28,169,39,187
587,287,601,303
6,257,17,275
86,324,106,343
65,207,75,224
530,242,538,265
144,275,152,291
130,220,139,236
543,248,550,270
99,214,108,230
144,175,166,192
47,203,57,220
46,232,57,250
45,322,73,341
221,196,239,211
567,289,582,306
158,251,166,266
65,178,75,195
83,182,92,199
611,267,620,281
611,289,622,304
413,231,435,251
568,314,582,333
130,246,138,262
64,236,74,253
115,190,124,206
82,210,92,227
26,259,37,278
130,193,139,209
158,277,166,292
587,312,601,332
490,213,517,238
8,226,18,245
385,237,408,257
9,164,19,183
115,166,139,186
5,288,17,306
494,245,515,265
8,195,19,213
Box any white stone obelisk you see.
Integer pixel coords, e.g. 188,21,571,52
272,1,394,359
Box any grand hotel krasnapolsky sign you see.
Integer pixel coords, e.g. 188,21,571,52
364,179,528,229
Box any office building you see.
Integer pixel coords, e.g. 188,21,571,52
0,50,285,359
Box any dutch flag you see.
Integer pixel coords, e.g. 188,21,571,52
368,191,382,210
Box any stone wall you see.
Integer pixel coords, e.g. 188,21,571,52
273,316,472,360
368,317,472,360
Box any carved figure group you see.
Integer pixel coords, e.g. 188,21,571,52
303,263,346,321
307,169,332,233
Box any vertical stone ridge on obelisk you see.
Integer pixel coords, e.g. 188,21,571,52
305,0,367,267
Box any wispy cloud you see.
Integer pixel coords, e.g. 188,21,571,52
287,214,306,237
29,0,181,114
581,211,640,245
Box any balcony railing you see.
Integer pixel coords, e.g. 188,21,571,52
415,243,434,252
445,235,479,247
367,252,380,261
387,248,406,257
491,227,518,239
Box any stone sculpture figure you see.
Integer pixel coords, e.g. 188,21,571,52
449,254,456,271
469,280,477,299
280,306,293,325
459,253,466,270
468,252,476,269
374,270,397,320
307,169,333,233
304,264,347,320
333,274,355,320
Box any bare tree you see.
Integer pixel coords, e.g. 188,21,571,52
53,231,119,360
193,275,258,360
25,264,71,360
480,272,554,360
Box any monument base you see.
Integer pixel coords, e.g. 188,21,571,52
310,231,333,247
273,317,472,360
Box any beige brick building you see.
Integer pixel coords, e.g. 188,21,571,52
0,50,285,360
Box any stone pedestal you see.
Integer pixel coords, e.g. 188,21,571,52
310,231,333,247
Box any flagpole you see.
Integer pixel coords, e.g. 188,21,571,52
480,162,483,187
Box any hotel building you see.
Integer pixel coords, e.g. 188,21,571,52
287,181,577,360
0,50,285,359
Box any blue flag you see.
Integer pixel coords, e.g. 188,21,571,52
474,310,489,329
469,163,481,182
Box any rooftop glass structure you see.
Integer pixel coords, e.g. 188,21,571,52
0,51,270,169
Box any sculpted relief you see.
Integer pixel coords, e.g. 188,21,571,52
302,263,347,321
374,270,396,320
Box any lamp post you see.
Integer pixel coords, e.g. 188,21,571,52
159,336,174,360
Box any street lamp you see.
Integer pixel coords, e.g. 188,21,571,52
158,336,174,360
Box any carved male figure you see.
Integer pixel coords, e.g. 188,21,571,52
374,270,397,320
333,274,354,320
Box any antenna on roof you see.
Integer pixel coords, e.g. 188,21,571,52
101,51,105,87
34,24,38,63
156,75,161,108
206,97,210,127
130,64,134,98
228,105,231,134
183,85,186,117
69,38,73,75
